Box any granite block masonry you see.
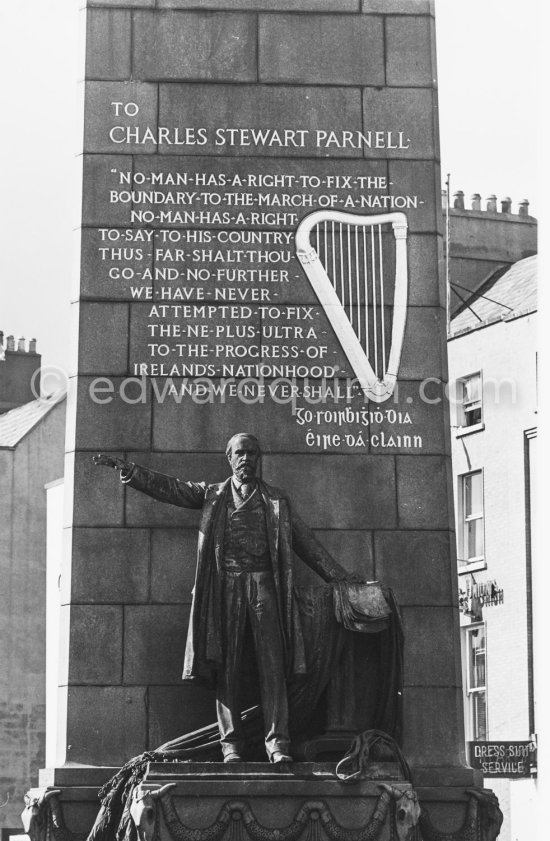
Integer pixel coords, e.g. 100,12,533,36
54,0,473,796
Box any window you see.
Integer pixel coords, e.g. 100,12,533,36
458,471,484,565
456,372,483,431
465,625,487,740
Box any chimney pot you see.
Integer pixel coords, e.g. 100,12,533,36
7,335,15,351
501,197,512,214
29,338,37,353
453,190,465,210
486,195,498,212
471,193,481,211
518,199,530,217
17,336,26,352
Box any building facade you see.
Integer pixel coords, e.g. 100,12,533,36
444,190,537,315
448,251,538,841
0,335,66,833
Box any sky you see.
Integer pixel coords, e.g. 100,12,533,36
0,0,542,369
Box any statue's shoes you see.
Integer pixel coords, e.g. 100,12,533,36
224,752,243,763
271,751,293,763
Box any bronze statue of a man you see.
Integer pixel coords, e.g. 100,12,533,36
94,433,349,764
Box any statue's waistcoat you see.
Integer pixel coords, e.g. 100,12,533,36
222,491,271,572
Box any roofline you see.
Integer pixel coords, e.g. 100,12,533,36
448,306,537,340
448,208,537,225
0,392,67,450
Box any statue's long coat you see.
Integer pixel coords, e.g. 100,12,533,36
124,466,345,682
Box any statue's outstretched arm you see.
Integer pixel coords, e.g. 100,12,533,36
93,454,206,509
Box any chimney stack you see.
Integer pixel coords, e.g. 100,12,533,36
471,193,481,211
0,333,41,414
453,190,465,210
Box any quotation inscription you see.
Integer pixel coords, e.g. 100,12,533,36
114,168,420,228
87,102,435,452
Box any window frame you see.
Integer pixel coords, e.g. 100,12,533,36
457,469,486,572
455,371,484,436
464,623,488,741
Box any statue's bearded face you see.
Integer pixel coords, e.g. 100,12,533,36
228,436,260,482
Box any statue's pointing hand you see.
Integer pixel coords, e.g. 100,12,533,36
93,453,129,471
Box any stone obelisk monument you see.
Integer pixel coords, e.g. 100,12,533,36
31,2,501,840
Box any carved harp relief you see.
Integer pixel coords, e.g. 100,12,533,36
295,210,408,403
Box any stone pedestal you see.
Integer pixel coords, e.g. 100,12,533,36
137,763,416,841
31,763,500,841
